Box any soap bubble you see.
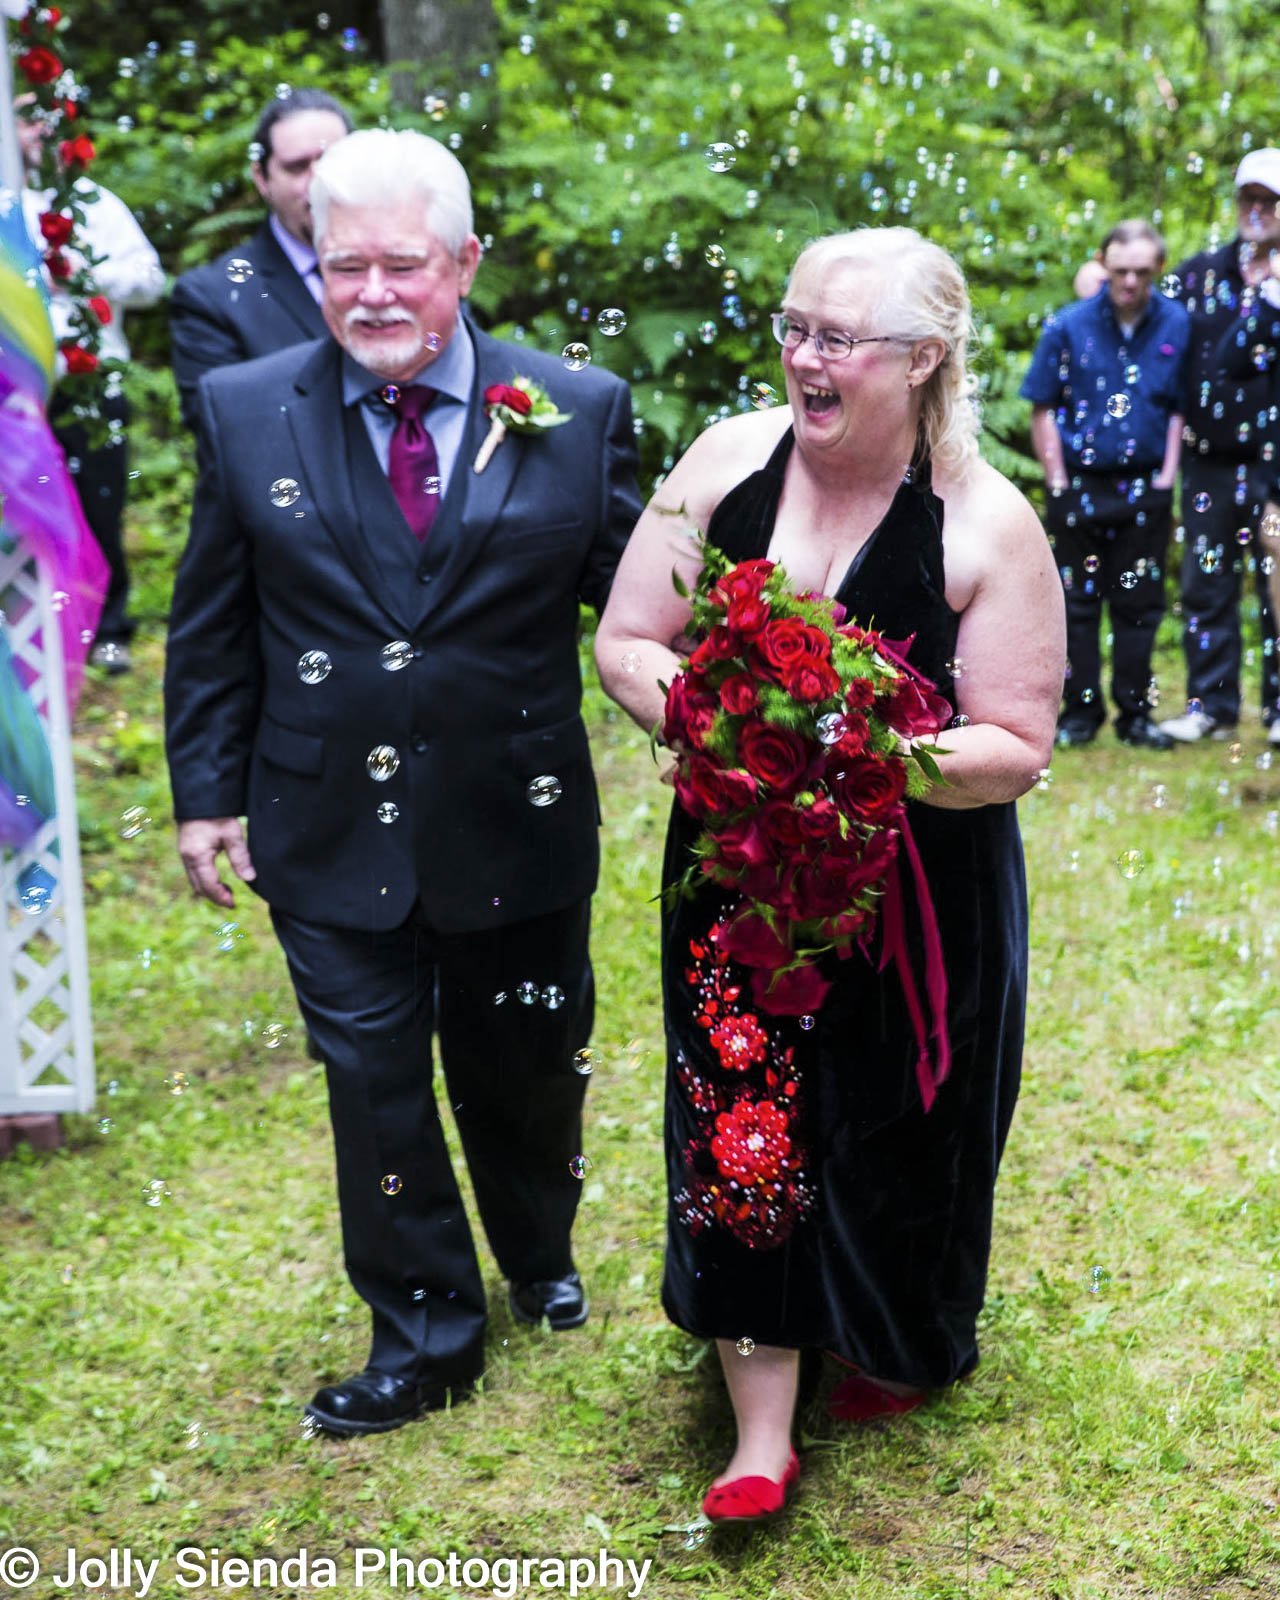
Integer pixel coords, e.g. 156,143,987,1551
1085,1265,1111,1294
165,1072,189,1095
572,1048,595,1076
816,712,846,745
799,1015,816,1031
516,981,539,1005
561,342,591,371
119,805,151,838
1115,849,1145,879
380,1174,402,1196
526,774,562,807
377,802,399,824
1159,273,1182,297
620,651,642,673
541,984,566,1010
750,382,779,409
1106,393,1131,419
297,649,331,684
215,922,243,953
261,1022,288,1049
380,383,401,406
270,478,301,507
366,745,400,781
568,1155,592,1179
735,1336,756,1355
597,307,627,336
705,143,736,172
226,259,254,284
704,243,727,267
380,639,413,672
1119,570,1138,589
142,1179,171,1208
1193,492,1211,513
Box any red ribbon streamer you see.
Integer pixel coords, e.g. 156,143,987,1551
877,813,951,1112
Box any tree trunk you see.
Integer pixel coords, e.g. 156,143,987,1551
378,0,497,108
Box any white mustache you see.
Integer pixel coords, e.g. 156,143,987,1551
345,309,414,330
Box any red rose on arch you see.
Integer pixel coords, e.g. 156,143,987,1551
58,134,96,171
45,250,72,281
39,212,74,248
737,720,809,794
826,755,907,824
484,383,533,415
18,46,63,84
87,295,112,325
61,343,99,375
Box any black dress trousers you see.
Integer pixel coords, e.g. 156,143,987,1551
272,896,593,1381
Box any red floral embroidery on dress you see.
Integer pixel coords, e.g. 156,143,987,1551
673,916,814,1249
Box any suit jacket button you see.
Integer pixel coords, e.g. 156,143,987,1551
411,735,428,753
417,570,432,584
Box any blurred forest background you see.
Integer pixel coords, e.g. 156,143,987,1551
49,0,1280,489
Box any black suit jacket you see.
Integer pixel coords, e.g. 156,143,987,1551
163,326,643,934
169,222,327,433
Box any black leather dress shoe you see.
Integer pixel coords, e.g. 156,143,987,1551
1116,716,1175,750
1055,719,1099,748
305,1367,476,1436
509,1271,589,1330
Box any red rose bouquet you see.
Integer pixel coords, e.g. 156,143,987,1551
662,542,950,1021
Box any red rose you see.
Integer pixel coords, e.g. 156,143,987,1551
61,343,99,374
688,625,738,667
758,798,808,851
18,46,63,83
675,756,758,821
750,961,832,1017
45,249,71,280
755,617,831,681
87,295,112,325
795,795,841,842
39,211,74,247
782,656,841,703
711,558,774,608
720,909,792,971
827,755,906,825
737,720,810,794
833,712,870,757
58,134,95,170
709,814,773,871
663,671,718,750
726,593,771,636
844,678,875,711
485,382,533,416
881,674,950,739
718,672,758,715
59,97,77,121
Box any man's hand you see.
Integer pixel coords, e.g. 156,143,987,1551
177,817,256,908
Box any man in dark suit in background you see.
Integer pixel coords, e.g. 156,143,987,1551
164,130,642,1437
169,89,351,433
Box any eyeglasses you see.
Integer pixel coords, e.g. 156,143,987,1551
1237,188,1280,211
770,312,915,361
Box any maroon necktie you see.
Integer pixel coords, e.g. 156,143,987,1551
386,385,440,543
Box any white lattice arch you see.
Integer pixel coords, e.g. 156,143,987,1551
0,540,94,1113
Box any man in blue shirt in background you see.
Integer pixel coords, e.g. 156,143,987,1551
1022,220,1193,749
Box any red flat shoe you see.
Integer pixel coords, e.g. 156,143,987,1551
702,1448,801,1523
827,1370,926,1421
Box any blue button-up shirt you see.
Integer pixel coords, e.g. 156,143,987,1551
1020,287,1192,472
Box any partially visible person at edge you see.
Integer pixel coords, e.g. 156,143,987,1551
1021,219,1191,751
169,88,351,437
595,228,1064,1525
164,130,642,1438
1157,150,1280,746
17,92,164,676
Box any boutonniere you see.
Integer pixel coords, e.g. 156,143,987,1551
473,377,571,474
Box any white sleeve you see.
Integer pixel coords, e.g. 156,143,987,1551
81,184,166,310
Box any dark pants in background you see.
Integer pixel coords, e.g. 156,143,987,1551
271,896,594,1383
1178,455,1280,726
52,391,133,646
1048,472,1172,728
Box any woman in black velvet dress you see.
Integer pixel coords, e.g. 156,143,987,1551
596,228,1064,1523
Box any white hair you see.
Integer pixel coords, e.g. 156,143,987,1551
788,227,981,475
310,128,473,253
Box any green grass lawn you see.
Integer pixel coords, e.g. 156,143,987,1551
1,422,1278,1600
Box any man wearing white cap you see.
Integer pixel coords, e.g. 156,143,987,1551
1160,149,1280,743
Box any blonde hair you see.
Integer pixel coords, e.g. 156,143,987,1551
787,227,981,474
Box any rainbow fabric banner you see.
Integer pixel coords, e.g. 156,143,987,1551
0,189,108,849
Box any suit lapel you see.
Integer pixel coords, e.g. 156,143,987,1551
284,341,414,633
415,328,526,621
254,223,328,341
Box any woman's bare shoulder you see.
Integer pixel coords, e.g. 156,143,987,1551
935,454,1045,552
652,405,794,527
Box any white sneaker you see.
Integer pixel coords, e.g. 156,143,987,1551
1159,708,1231,742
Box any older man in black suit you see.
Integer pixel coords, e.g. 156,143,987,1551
164,130,643,1436
169,89,351,433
